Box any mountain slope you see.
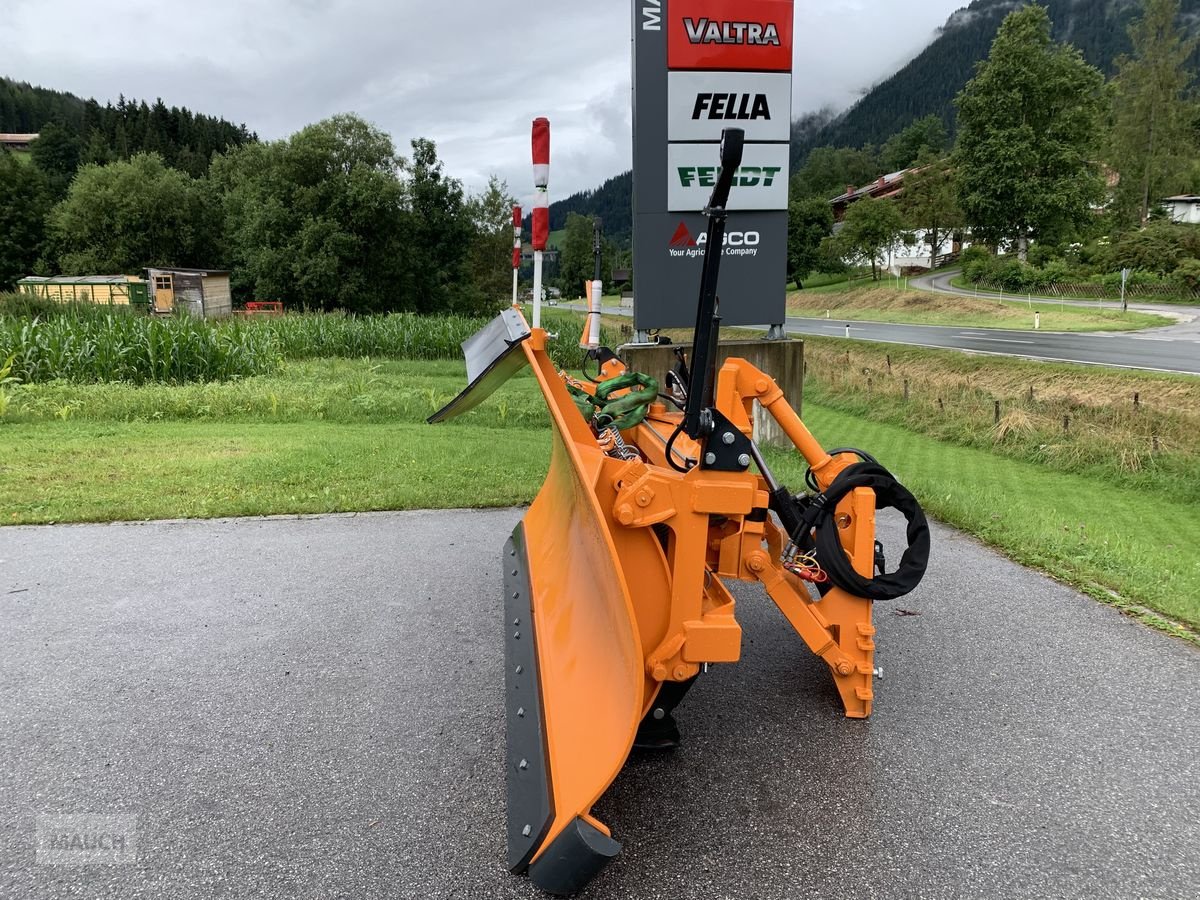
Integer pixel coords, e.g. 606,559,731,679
791,0,1200,167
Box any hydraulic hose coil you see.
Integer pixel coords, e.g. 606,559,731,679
811,461,930,602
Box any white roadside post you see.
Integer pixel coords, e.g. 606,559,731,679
531,118,550,330
582,217,603,350
512,206,522,308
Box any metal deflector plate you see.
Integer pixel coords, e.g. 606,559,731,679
504,523,554,872
428,309,531,424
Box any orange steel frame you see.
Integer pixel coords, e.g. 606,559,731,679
513,323,881,869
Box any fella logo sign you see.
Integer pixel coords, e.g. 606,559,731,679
667,0,793,71
667,71,791,142
693,93,771,121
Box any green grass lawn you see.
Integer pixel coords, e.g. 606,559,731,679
788,286,1170,331
2,354,1196,637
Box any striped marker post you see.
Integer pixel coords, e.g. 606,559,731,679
531,117,550,329
512,205,522,308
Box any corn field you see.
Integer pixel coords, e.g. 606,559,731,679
0,297,614,384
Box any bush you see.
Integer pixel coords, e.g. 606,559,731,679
1171,258,1200,292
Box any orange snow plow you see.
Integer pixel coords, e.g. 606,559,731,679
430,130,929,895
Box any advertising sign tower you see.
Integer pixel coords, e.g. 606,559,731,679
632,0,794,333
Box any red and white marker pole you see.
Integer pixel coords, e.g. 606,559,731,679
531,117,550,330
511,205,522,308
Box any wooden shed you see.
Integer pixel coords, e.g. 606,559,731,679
17,275,149,308
145,268,233,318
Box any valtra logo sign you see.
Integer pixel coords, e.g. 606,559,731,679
667,0,793,71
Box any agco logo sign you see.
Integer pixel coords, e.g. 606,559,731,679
668,222,760,259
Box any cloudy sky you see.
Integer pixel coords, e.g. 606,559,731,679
5,1,967,199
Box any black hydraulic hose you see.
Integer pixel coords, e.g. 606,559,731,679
805,461,929,602
664,422,692,473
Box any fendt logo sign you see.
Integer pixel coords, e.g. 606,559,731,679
676,166,783,188
667,143,789,211
668,0,793,71
668,222,761,259
668,71,790,142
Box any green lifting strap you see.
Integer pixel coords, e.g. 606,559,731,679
567,371,660,431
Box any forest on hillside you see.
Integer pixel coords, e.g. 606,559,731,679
0,77,255,177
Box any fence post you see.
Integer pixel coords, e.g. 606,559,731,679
1028,385,1035,403
1133,392,1140,411
886,354,892,374
903,379,910,401
1063,415,1070,433
938,397,944,413
994,400,1001,425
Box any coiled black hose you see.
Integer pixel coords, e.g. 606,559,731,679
805,460,930,601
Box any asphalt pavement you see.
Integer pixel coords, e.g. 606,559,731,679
779,318,1200,375
2,509,1197,899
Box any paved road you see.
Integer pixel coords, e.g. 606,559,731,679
780,318,1200,374
2,510,1197,900
567,297,1200,375
912,268,1200,328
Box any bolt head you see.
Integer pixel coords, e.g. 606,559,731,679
513,631,520,640
704,452,717,465
617,503,635,525
515,665,523,674
652,708,666,720
517,707,525,717
519,758,528,770
738,453,751,467
722,432,735,445
522,824,532,837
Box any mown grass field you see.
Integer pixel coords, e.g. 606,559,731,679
1,304,1196,637
787,287,1170,331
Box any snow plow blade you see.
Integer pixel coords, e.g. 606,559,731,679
429,129,930,894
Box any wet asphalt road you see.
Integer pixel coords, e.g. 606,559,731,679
779,318,1200,375
1,509,1197,900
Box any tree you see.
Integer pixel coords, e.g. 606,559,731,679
212,114,407,312
787,198,835,285
0,151,49,289
402,138,478,314
29,121,81,199
1108,0,1199,227
880,115,948,172
827,197,907,280
557,212,615,297
790,145,881,201
48,153,221,273
898,152,963,269
954,6,1107,258
464,175,518,306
